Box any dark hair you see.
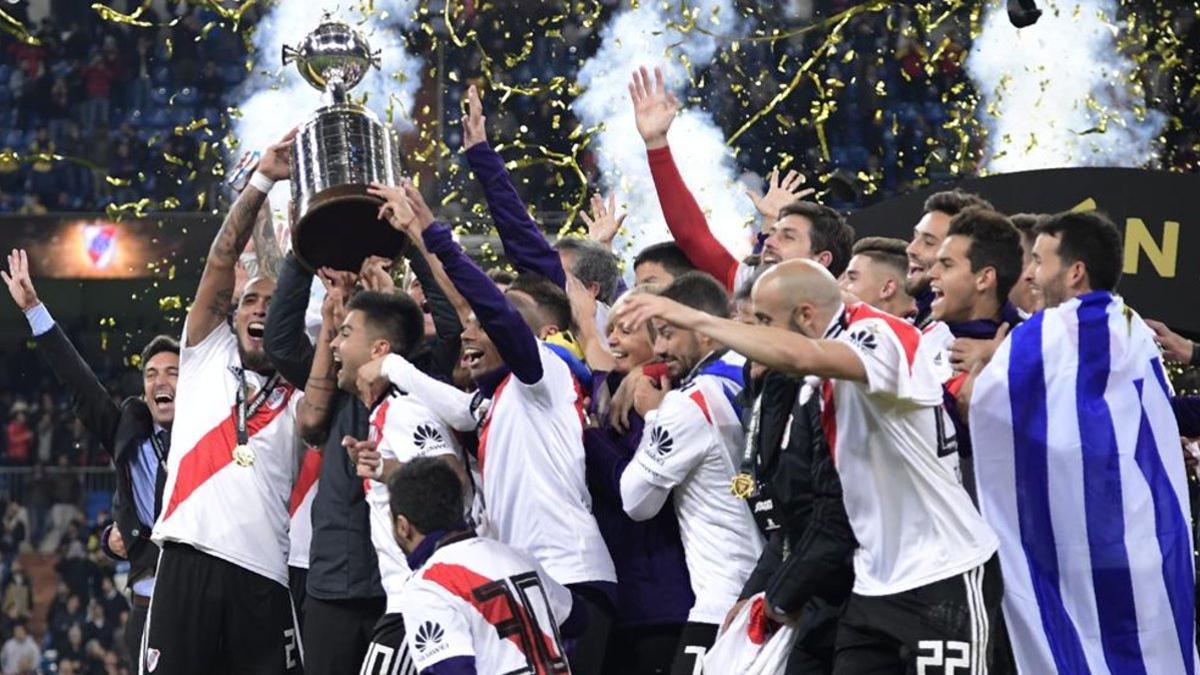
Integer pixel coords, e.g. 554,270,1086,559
140,335,180,371
1033,210,1123,292
1009,213,1045,248
660,271,730,319
554,238,621,304
388,457,464,534
345,291,425,357
923,189,993,217
851,236,908,275
486,268,516,287
776,201,855,277
632,242,695,278
947,207,1024,302
507,274,572,332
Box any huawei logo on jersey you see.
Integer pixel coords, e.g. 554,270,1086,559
848,328,879,352
648,426,674,456
413,424,447,452
414,620,445,654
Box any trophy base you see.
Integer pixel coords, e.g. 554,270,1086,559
291,184,410,272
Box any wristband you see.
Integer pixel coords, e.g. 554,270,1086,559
248,171,276,194
372,459,384,481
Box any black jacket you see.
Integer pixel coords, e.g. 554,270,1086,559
739,370,856,621
34,324,165,586
265,251,461,600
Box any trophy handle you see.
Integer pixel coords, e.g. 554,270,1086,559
281,44,299,66
369,49,382,70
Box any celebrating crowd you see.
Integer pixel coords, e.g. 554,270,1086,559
2,63,1197,675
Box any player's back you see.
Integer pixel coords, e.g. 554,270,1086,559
401,533,574,674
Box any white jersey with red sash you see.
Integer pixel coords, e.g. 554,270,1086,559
401,533,573,674
367,388,461,614
287,446,321,570
821,303,996,596
626,351,761,624
152,321,301,586
475,342,616,587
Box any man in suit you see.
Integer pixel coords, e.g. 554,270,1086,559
2,248,177,662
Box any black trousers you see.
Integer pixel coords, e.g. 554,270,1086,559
125,598,148,667
142,543,302,675
833,556,1003,675
601,623,684,675
564,584,615,675
302,595,386,675
288,566,308,633
668,622,718,675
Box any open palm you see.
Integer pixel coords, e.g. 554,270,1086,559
629,66,679,149
2,249,39,311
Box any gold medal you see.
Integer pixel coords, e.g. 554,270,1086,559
730,472,755,500
233,444,255,467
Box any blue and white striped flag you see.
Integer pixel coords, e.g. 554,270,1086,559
970,291,1197,674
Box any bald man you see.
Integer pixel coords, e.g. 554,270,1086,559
620,260,1002,675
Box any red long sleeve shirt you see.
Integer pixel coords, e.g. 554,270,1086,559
646,145,744,291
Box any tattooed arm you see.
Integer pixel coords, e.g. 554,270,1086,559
185,128,296,347
252,201,283,280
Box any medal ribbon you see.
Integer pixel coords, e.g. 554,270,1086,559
232,367,281,449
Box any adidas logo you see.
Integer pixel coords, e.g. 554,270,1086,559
413,620,445,653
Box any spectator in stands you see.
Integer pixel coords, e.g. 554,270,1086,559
50,593,84,648
81,53,115,130
57,541,100,602
57,622,87,667
3,404,31,467
84,600,113,651
0,562,30,621
0,620,38,675
0,504,26,564
97,577,127,628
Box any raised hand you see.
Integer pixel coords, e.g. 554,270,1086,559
367,182,416,232
617,293,703,332
746,169,815,221
318,267,357,326
462,84,488,150
629,66,679,150
579,193,627,249
2,249,39,311
401,180,436,233
256,127,299,182
358,256,396,294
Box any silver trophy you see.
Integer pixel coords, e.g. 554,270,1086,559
283,15,407,272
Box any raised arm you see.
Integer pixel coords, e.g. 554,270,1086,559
187,128,295,346
252,201,283,280
631,67,738,289
620,294,867,383
461,84,565,286
391,181,545,385
4,249,120,448
264,252,317,387
297,271,354,446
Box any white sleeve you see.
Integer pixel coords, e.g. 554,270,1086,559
619,473,672,522
179,315,235,353
531,557,574,628
378,402,460,464
622,391,713,498
510,344,569,410
381,354,477,432
840,318,939,404
401,583,476,669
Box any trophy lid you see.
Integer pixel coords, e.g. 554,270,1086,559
282,14,380,94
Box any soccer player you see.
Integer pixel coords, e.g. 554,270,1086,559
904,189,994,327
384,183,617,672
620,259,1002,674
144,129,304,675
839,236,915,318
392,458,581,674
1007,213,1045,316
618,272,762,673
331,289,467,675
924,207,1024,497
630,66,854,291
3,249,178,662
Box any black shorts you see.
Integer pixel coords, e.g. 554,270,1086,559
359,613,417,675
141,543,302,675
669,622,718,675
833,556,1003,675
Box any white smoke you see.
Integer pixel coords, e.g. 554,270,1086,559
573,1,756,264
231,0,423,213
966,0,1165,173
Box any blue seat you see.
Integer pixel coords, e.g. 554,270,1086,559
151,65,171,86
84,489,114,524
174,87,199,105
221,64,245,85
150,86,171,105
